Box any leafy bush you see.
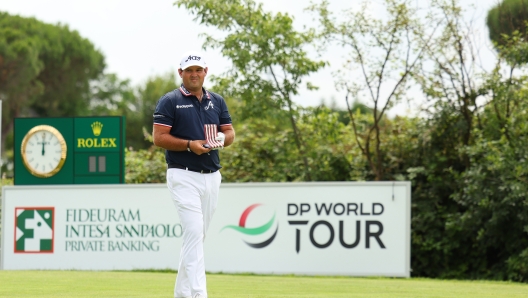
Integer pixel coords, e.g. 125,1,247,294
125,146,166,184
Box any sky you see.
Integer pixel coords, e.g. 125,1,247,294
2,0,501,115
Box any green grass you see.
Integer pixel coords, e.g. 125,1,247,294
0,271,526,297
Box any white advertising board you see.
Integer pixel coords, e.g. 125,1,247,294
1,182,410,277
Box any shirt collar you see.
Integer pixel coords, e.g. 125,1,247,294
179,84,210,99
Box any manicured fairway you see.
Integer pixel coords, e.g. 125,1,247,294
0,271,526,297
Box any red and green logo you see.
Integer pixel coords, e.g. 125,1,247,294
14,207,54,253
221,204,278,248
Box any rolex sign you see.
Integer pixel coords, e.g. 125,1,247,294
14,116,125,185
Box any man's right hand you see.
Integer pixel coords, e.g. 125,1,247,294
189,140,212,155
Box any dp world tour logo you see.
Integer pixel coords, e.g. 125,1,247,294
14,207,54,253
221,204,278,248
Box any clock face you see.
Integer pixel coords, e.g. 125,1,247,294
21,125,67,178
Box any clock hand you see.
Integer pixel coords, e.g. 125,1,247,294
41,133,46,155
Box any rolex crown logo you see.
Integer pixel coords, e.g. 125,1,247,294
91,121,103,136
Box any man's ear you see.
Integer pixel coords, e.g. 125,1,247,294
204,67,208,76
178,68,183,77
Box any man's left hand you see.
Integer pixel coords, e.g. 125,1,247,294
213,132,225,150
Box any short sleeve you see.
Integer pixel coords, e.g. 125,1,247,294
219,98,232,126
153,94,174,127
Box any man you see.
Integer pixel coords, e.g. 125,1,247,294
153,50,235,298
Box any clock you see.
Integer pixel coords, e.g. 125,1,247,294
21,125,67,178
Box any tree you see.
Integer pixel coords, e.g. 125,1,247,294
175,0,326,181
403,0,528,281
30,24,105,118
394,0,492,279
309,0,429,180
0,12,105,157
487,0,528,48
0,13,44,156
487,0,528,67
414,0,501,154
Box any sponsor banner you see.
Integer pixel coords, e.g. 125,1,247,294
1,182,410,277
1,185,179,271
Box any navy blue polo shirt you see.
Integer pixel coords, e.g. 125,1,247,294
153,84,232,171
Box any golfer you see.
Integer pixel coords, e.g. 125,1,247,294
153,50,235,298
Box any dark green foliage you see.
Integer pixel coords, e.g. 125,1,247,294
0,12,105,159
487,0,528,47
486,0,528,65
406,70,528,282
452,136,528,281
0,12,105,117
407,107,473,279
444,73,528,282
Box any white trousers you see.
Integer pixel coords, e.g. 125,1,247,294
167,168,221,298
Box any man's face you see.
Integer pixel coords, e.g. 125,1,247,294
179,66,208,92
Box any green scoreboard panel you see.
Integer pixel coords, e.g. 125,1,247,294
14,116,125,185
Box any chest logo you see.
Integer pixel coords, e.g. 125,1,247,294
205,101,214,110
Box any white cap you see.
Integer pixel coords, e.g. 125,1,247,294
179,51,207,70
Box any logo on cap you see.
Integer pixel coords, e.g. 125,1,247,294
185,55,201,62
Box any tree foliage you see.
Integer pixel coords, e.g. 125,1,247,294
487,0,528,47
0,12,105,153
219,107,368,182
486,0,528,65
309,0,428,181
175,0,326,181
